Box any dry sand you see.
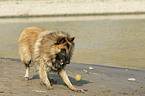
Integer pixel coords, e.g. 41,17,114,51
0,0,145,17
0,57,145,96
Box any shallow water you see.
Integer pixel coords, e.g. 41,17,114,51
0,15,145,69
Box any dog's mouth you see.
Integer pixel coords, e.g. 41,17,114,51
60,59,64,65
51,55,70,72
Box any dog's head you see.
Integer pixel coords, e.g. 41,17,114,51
52,36,75,71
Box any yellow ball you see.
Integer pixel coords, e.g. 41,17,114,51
75,74,82,81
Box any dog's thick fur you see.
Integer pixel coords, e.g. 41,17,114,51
18,27,84,92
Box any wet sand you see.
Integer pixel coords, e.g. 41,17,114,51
0,58,145,96
0,15,145,69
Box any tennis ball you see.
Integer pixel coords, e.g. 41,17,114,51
75,74,82,81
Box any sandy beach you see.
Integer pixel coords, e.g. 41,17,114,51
0,0,145,96
0,57,145,96
0,0,145,17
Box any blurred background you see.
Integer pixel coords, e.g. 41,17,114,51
0,0,145,69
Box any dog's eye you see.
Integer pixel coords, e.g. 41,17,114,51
55,37,66,45
58,37,66,44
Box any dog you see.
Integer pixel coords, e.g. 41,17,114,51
18,27,84,92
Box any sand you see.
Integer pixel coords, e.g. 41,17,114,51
1,1,145,95
0,0,145,17
0,57,145,96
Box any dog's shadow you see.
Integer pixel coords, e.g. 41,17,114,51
30,74,40,80
30,74,92,87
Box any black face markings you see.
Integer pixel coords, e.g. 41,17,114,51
55,37,66,45
52,53,66,72
55,36,75,45
60,48,66,55
55,37,74,50
52,48,68,72
53,36,74,71
66,43,70,49
66,37,75,49
59,37,66,44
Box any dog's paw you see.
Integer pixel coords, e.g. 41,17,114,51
47,86,53,90
77,89,85,93
74,89,85,93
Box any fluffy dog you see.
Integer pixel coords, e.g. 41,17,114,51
18,27,84,92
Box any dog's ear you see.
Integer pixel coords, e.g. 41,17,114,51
56,37,66,45
68,37,75,42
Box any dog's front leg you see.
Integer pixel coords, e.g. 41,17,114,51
58,69,84,93
39,65,53,90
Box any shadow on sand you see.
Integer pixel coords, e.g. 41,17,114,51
30,74,92,87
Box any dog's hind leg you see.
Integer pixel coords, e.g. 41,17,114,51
24,60,31,80
19,45,31,80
